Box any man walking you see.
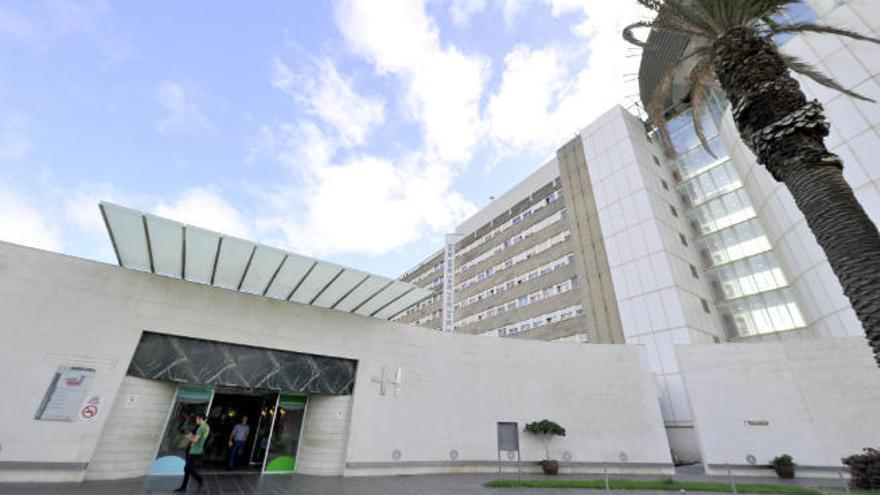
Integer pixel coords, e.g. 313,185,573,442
227,415,250,470
175,413,210,492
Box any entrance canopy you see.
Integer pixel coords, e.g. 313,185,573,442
99,202,430,320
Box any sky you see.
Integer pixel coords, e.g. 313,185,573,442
0,0,649,278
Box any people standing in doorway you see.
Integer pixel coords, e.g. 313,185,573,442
175,413,210,492
227,415,250,470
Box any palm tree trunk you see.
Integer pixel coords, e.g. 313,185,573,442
712,27,880,364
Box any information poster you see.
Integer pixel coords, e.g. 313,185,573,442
34,366,96,421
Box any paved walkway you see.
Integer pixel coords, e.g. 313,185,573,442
0,468,850,495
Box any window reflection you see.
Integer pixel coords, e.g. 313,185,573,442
667,108,806,340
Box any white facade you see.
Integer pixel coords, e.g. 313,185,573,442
0,240,673,483
679,337,880,475
579,105,723,462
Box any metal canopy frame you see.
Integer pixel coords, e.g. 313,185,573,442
99,202,430,321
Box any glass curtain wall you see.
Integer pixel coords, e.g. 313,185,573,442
665,97,805,339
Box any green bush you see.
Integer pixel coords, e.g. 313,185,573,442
771,454,794,468
524,419,566,437
843,448,880,489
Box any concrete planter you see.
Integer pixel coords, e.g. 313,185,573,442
540,460,559,475
773,464,795,479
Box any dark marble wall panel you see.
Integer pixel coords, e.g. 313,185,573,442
127,332,356,395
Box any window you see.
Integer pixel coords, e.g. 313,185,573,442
679,233,688,247
701,298,711,314
690,264,699,279
670,205,679,217
661,179,669,191
652,155,660,166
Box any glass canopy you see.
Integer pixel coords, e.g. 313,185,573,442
99,202,431,321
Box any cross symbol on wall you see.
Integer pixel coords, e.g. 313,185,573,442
371,366,402,396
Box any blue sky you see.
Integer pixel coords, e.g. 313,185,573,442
0,0,646,277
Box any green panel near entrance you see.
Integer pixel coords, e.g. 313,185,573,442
279,394,307,407
266,456,295,472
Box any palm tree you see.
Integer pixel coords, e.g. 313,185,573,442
623,1,880,363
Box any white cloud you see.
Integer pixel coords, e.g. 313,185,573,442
0,181,62,251
255,124,475,256
0,115,29,161
449,0,488,25
154,81,212,134
334,0,489,163
485,0,650,155
271,57,385,147
155,187,252,238
64,183,120,236
0,2,131,61
486,44,571,149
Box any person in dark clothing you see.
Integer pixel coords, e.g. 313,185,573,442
175,413,210,492
227,415,250,470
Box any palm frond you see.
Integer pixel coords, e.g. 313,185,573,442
687,60,719,158
770,22,880,45
644,45,715,155
658,0,721,36
623,21,653,48
780,54,875,102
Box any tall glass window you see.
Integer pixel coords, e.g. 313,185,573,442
666,108,805,340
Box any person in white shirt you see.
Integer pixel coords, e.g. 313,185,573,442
227,415,250,470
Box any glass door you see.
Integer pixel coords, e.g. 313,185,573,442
262,394,307,473
151,386,214,475
248,393,280,468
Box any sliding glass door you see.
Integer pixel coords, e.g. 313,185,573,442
151,387,214,475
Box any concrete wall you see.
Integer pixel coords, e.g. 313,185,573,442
582,105,722,454
86,377,175,480
0,241,672,482
557,134,624,344
677,338,880,476
296,395,353,476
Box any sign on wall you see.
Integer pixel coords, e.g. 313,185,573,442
497,422,519,451
34,366,96,421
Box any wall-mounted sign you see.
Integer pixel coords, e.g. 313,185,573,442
34,366,96,421
79,396,101,421
744,419,769,426
497,422,519,451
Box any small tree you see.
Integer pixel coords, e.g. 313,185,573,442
524,419,566,460
843,448,880,489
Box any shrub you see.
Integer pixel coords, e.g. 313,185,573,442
771,454,794,468
524,420,566,437
842,448,880,489
524,419,566,460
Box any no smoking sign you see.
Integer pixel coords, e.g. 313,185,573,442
80,396,101,421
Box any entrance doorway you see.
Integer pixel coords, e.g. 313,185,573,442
203,390,276,472
149,386,307,476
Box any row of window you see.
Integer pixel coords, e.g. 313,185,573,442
697,218,772,268
455,189,564,260
482,305,585,338
455,253,575,310
457,230,572,291
396,292,442,319
680,159,742,208
456,277,579,329
720,287,806,339
459,209,566,274
707,252,789,302
406,255,444,286
688,188,755,237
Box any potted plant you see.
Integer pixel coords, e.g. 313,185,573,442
524,419,566,475
771,454,795,479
